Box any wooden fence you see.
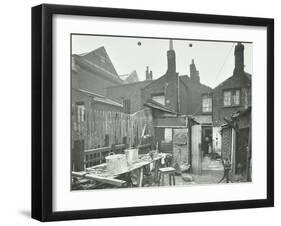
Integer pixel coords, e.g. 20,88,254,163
72,107,154,149
72,106,154,168
84,144,127,167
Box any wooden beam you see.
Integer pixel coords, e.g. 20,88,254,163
72,171,126,187
85,146,111,154
72,171,87,177
85,174,127,187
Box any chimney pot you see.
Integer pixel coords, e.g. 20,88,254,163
167,40,176,74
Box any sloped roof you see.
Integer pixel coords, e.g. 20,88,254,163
192,115,212,124
144,99,177,114
180,75,212,93
93,96,123,107
107,79,152,89
244,72,252,81
72,46,123,84
119,70,139,83
221,107,251,129
231,106,251,118
214,72,252,90
75,88,123,108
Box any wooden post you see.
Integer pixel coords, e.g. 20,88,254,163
111,143,116,154
246,123,252,181
123,136,128,149
72,140,85,172
104,134,109,147
191,125,202,174
138,167,144,187
231,128,236,174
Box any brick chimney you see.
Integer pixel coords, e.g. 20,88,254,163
167,39,176,74
233,42,244,76
145,66,150,80
149,70,153,80
165,39,179,112
190,59,200,83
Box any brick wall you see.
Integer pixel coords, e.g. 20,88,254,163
213,74,251,127
106,80,152,113
72,68,121,96
221,127,232,160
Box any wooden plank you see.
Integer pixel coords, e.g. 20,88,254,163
73,106,154,151
191,125,202,175
72,171,126,187
85,146,111,154
85,174,126,187
115,144,125,150
138,167,144,187
72,171,87,177
138,143,151,149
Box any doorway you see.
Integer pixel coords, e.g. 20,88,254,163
235,128,249,175
201,126,213,156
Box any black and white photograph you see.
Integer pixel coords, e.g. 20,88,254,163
71,35,253,190
29,2,274,222
0,0,277,224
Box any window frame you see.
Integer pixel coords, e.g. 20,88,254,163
202,93,213,113
223,88,241,107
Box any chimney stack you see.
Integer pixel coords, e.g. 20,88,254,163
145,66,150,80
190,59,200,83
167,39,176,74
149,70,153,80
233,42,244,75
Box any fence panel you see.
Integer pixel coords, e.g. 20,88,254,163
72,106,154,158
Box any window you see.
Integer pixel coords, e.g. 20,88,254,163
233,90,240,105
202,94,212,113
223,89,241,107
152,94,165,105
223,91,232,106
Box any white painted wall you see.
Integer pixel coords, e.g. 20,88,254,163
0,0,279,225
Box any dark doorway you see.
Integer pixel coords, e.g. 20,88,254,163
236,128,249,175
201,126,212,156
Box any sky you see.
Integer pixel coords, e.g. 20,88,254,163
72,35,252,88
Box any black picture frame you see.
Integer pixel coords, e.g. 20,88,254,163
31,3,274,222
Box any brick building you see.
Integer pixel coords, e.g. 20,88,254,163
119,70,140,84
71,46,144,152
213,42,251,127
72,46,125,96
106,40,213,169
106,40,212,116
212,42,252,178
221,107,251,180
106,80,153,114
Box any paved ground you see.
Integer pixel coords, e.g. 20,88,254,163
143,156,225,187
75,156,226,189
